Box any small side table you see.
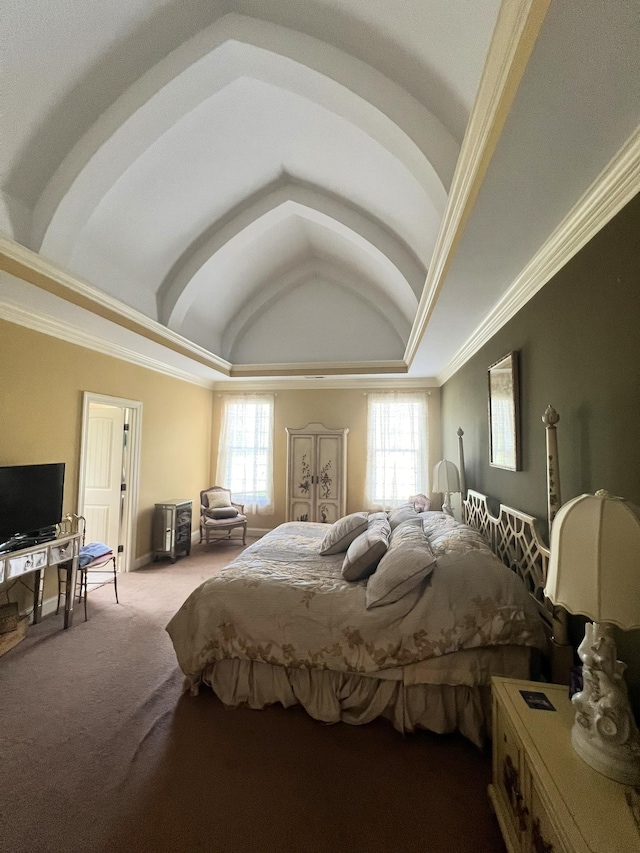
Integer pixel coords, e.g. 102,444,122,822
489,676,640,852
153,499,192,563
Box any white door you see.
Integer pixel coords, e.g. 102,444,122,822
83,403,125,550
79,392,142,574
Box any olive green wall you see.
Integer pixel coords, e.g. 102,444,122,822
212,386,441,529
440,192,640,705
0,318,213,604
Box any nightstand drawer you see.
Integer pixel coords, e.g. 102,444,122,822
495,707,527,845
529,779,565,853
490,677,640,853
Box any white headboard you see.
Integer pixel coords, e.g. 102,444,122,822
458,407,572,683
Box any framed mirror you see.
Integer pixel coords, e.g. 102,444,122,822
488,351,520,470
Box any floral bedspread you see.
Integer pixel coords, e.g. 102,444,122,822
166,518,545,687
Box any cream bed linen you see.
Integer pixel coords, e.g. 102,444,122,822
199,659,531,746
166,518,545,743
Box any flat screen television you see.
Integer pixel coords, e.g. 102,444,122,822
0,463,65,549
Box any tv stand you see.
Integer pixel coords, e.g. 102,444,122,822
0,529,56,554
0,533,82,628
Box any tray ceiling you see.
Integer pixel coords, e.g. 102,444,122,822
1,0,639,386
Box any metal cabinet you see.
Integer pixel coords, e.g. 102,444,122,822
153,499,192,562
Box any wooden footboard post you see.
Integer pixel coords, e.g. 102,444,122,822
457,427,467,523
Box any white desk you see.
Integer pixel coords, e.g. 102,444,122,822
0,533,82,628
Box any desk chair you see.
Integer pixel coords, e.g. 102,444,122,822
56,514,119,621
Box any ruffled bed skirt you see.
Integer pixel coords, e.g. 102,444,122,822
191,658,514,747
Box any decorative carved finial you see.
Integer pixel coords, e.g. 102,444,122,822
457,427,464,437
542,405,560,427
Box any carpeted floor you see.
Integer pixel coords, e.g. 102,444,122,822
0,540,506,853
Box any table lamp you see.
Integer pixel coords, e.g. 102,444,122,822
544,489,640,785
432,460,460,517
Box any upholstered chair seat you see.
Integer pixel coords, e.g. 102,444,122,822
200,486,247,547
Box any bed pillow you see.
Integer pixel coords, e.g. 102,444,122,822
388,503,421,530
365,522,436,608
205,506,239,519
204,490,232,509
367,511,388,523
341,517,391,581
319,512,369,555
410,494,432,512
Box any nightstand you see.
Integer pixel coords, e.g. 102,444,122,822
489,677,640,852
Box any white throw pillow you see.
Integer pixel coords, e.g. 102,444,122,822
341,517,391,581
319,512,369,555
205,490,232,509
388,503,420,530
365,522,436,608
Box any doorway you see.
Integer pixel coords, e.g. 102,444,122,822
78,393,142,573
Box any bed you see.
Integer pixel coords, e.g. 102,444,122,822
166,408,569,746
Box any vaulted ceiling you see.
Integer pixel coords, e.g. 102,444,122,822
1,1,639,387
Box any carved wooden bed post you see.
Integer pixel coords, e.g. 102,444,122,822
457,427,467,522
542,405,573,683
543,405,561,526
456,407,574,684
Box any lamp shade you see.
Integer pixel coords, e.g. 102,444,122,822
545,490,640,630
432,460,460,494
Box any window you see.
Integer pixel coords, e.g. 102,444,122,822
216,394,274,514
364,391,428,509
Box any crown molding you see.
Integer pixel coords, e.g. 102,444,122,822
0,237,232,376
438,124,640,385
404,0,550,366
0,238,419,382
214,377,438,392
0,299,216,389
229,360,408,378
0,293,433,390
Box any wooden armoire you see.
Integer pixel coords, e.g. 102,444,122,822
285,423,348,523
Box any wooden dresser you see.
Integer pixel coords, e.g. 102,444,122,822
489,677,640,852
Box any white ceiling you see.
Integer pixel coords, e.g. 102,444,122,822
1,0,639,387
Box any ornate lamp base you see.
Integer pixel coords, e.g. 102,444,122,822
441,492,454,517
571,622,640,785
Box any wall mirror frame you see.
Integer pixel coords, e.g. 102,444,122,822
488,351,521,471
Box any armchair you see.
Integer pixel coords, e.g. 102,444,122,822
200,486,247,547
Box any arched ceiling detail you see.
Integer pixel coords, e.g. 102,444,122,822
226,273,408,365
160,181,425,332
35,13,456,260
3,3,635,384
221,259,410,363
171,206,417,353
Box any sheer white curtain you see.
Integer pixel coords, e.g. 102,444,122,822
364,391,428,510
216,394,274,515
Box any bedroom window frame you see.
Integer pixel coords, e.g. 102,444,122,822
216,393,275,515
364,390,429,510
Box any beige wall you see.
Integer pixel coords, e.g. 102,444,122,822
1,318,441,611
0,319,213,604
212,386,441,529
